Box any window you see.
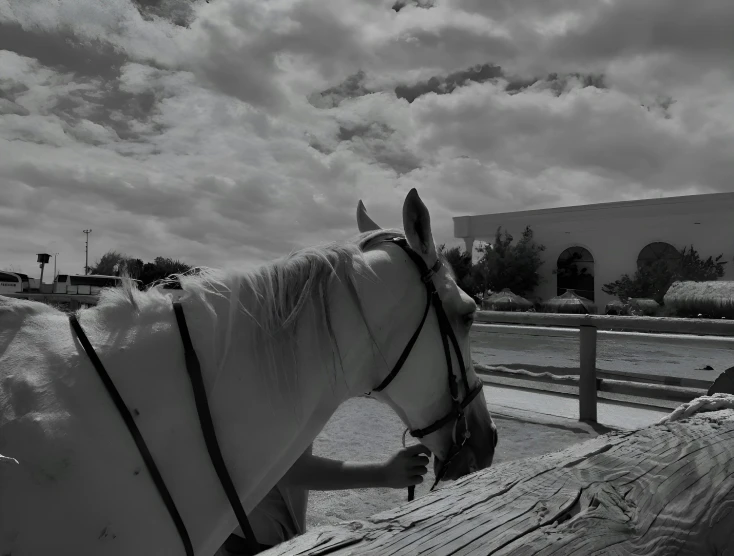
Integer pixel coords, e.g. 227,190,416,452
637,242,681,270
556,246,595,301
0,272,21,293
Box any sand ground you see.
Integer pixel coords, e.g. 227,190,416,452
307,396,603,529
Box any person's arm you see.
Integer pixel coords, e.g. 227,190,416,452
282,444,431,491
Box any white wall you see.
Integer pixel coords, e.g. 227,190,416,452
455,193,734,310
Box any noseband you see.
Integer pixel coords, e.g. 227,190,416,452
366,237,483,501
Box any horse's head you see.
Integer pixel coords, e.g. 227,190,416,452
356,189,497,484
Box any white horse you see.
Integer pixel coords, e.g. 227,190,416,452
0,189,497,556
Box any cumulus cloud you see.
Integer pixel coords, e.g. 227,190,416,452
0,0,732,277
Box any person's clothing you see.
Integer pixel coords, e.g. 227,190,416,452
216,445,312,555
220,534,273,555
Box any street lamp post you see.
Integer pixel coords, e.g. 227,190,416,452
83,229,92,275
53,252,59,280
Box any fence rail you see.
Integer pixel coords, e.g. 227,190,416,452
474,310,734,421
475,364,708,405
1,292,99,310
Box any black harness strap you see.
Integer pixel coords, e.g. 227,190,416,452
371,238,440,394
173,302,262,555
69,315,195,556
409,385,483,439
372,286,432,394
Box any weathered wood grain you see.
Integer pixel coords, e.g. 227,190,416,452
263,409,734,555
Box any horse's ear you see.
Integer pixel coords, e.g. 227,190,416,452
357,200,381,232
402,188,437,259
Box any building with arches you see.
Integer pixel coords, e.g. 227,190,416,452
454,191,734,311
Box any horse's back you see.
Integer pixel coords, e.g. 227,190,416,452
0,299,174,555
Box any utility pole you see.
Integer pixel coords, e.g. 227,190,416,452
83,229,92,275
53,252,59,280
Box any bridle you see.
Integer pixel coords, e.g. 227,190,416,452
366,237,484,501
67,235,482,555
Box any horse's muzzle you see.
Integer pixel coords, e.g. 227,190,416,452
434,415,498,482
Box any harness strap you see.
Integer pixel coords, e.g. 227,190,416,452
173,302,262,555
410,384,483,438
69,315,194,556
370,237,440,395
371,286,432,393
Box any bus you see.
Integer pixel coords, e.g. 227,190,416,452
54,274,142,295
0,271,24,294
13,272,31,292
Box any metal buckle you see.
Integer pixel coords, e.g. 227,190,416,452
421,259,442,283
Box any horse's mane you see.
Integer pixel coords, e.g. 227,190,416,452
93,229,404,410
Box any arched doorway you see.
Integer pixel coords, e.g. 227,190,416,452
637,242,681,271
556,246,595,301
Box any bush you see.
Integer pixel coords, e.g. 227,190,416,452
472,226,546,297
602,244,726,304
437,244,480,298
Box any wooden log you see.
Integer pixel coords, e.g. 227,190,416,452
263,409,734,555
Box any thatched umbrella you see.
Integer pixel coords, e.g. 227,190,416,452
664,281,734,319
627,298,659,316
543,290,597,314
605,299,629,316
483,288,533,312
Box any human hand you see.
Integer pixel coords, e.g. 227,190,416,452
379,444,431,489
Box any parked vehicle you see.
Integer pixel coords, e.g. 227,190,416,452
0,271,24,294
53,274,141,295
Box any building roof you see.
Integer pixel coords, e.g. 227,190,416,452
454,191,734,238
455,191,734,221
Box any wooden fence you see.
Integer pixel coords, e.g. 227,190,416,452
473,311,734,422
2,292,99,310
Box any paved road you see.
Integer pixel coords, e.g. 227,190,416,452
471,324,734,382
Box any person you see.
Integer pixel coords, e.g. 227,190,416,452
216,443,431,555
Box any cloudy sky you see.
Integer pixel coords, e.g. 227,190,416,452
1,0,733,278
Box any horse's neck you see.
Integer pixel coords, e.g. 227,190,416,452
87,290,362,553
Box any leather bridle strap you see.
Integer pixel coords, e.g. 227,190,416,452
173,302,262,555
371,286,432,394
369,237,441,395
409,385,483,439
69,315,195,556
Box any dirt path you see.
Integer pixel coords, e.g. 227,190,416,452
307,396,600,528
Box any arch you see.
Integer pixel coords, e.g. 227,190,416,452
637,242,681,271
556,246,595,301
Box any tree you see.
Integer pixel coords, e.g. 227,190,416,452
89,251,193,287
603,244,727,304
473,226,546,297
138,257,192,287
437,244,479,297
676,245,726,281
89,250,137,277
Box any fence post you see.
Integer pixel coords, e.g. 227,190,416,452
579,324,598,422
